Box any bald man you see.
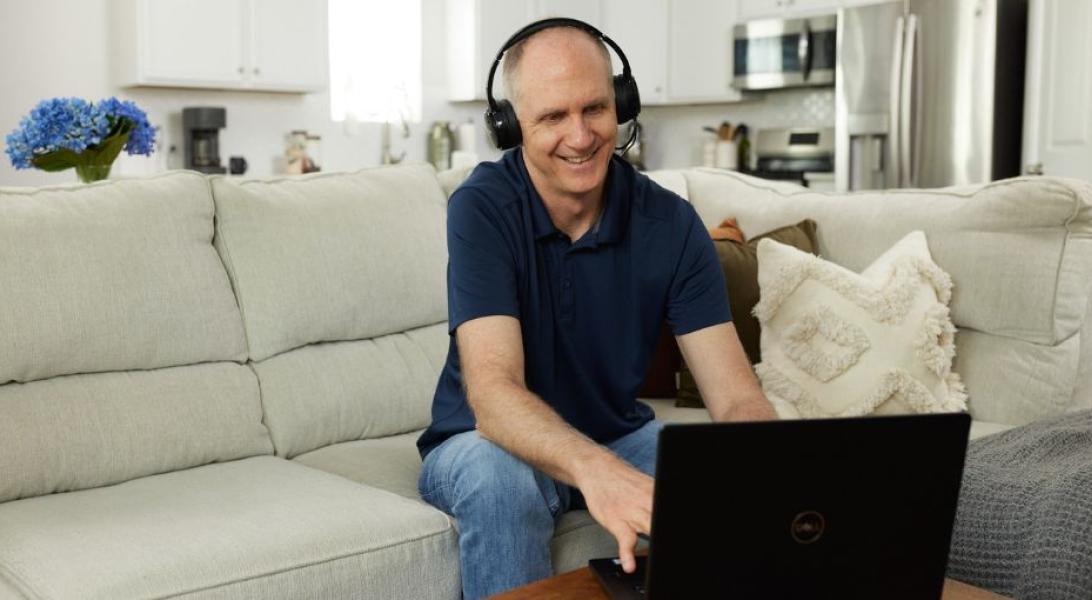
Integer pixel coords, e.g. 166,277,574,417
417,23,775,598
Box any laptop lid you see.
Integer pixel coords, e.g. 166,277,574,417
643,413,971,599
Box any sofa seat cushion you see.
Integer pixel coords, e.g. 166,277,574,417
293,433,630,574
0,457,458,600
293,431,426,501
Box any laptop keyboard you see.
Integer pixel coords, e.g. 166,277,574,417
589,556,648,598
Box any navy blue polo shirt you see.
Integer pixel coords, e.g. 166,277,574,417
416,149,731,458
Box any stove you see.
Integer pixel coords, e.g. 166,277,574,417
749,127,834,187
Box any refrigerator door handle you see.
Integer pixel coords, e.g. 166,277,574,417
889,16,905,187
911,14,924,188
900,14,919,187
799,20,812,81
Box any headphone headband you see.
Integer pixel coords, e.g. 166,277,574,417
484,17,633,110
483,17,641,150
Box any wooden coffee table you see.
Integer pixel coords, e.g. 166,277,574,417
491,568,1012,600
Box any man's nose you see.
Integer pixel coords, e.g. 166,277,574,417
566,116,595,149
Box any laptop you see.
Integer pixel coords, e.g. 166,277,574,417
589,413,971,599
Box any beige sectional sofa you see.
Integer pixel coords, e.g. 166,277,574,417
1,163,1089,599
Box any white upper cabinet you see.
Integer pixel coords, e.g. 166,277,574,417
448,0,746,105
112,0,328,92
739,0,878,21
446,0,534,101
446,0,604,102
668,0,743,103
602,0,669,104
248,0,328,91
534,0,602,25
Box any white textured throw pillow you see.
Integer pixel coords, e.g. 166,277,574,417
754,231,967,419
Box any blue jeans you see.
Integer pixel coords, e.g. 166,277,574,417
418,419,663,599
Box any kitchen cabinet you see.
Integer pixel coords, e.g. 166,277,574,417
739,0,840,20
446,0,605,102
667,0,743,103
112,0,327,92
601,0,669,104
446,0,535,101
738,0,877,21
447,0,745,105
534,0,602,26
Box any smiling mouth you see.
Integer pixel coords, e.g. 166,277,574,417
560,146,600,165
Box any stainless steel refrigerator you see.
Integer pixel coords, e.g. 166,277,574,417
834,0,1028,191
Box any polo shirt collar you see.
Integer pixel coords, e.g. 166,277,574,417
519,149,630,246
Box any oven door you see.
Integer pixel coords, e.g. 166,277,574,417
733,15,836,90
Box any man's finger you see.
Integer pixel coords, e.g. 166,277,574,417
615,529,638,573
619,542,636,574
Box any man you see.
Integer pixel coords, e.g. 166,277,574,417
417,22,776,599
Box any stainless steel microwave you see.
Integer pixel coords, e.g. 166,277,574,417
733,15,836,91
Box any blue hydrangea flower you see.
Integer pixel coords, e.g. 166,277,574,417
5,96,156,170
96,97,156,156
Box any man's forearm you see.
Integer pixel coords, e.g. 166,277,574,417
677,322,777,423
469,381,617,487
708,386,777,422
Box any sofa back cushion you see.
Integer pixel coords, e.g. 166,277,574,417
0,364,272,503
0,173,269,502
0,172,247,383
680,170,1092,425
211,164,448,361
212,164,449,456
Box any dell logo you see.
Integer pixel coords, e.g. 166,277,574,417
790,511,826,544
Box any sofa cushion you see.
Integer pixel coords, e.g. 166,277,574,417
0,457,459,600
294,431,426,500
645,169,690,200
753,232,967,419
681,170,1092,347
211,164,448,361
0,363,272,503
677,219,820,409
256,322,446,458
680,170,1092,425
292,430,631,575
0,172,247,384
955,330,1082,425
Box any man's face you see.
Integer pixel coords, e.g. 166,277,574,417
514,30,618,202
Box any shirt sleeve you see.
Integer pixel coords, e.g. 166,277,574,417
446,187,520,333
666,202,732,336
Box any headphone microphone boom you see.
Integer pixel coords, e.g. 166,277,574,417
483,17,642,152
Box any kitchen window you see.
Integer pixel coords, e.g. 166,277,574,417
328,0,422,123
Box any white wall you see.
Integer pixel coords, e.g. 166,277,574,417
0,0,832,186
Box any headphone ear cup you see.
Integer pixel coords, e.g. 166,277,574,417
613,74,641,124
485,99,522,150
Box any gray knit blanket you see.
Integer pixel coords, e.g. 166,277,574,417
947,409,1092,599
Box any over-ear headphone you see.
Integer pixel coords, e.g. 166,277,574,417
484,17,641,151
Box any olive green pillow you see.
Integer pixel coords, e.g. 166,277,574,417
676,219,819,409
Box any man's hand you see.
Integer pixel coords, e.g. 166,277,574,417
576,454,654,574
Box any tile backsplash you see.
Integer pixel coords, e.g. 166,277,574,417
639,87,835,169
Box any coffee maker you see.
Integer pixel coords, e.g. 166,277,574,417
182,107,227,174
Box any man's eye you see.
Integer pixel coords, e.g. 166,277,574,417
586,105,606,115
545,113,564,123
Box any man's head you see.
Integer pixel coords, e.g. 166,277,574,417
501,25,619,202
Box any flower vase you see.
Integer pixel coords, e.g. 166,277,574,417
75,161,114,183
